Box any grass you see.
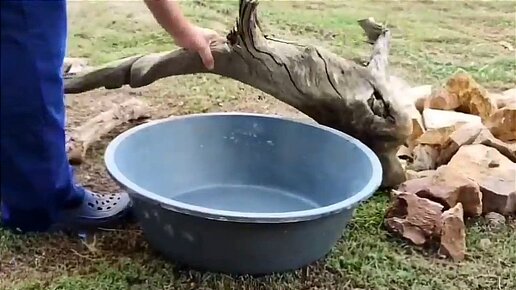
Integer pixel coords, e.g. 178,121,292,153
1,1,516,289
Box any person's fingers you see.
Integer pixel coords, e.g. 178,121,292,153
198,44,214,70
202,28,220,43
203,28,219,38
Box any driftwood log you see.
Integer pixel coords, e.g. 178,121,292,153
67,98,151,165
64,0,412,187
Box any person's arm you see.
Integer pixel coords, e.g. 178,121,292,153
144,0,217,70
143,0,191,40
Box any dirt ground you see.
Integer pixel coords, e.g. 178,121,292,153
1,1,515,290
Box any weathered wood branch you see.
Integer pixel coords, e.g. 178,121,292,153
67,98,151,165
64,0,412,187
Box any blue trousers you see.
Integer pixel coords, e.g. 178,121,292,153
1,0,84,232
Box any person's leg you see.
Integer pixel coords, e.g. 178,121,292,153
0,0,131,233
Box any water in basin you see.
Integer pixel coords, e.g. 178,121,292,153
173,185,320,213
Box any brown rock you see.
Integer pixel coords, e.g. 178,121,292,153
445,72,497,120
473,127,516,162
424,88,460,111
408,144,439,171
438,122,485,165
404,103,426,149
448,144,516,215
485,104,516,143
385,191,444,245
405,169,435,180
399,166,483,217
417,169,436,178
438,203,466,262
404,85,433,112
422,108,481,130
405,170,420,180
417,124,463,147
437,123,516,165
398,85,427,149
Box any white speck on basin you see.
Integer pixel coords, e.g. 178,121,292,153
181,231,195,242
164,224,175,237
152,210,160,221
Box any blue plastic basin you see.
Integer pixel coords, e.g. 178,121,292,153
105,112,382,275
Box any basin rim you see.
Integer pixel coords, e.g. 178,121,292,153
104,112,383,223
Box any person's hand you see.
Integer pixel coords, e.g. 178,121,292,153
174,25,219,70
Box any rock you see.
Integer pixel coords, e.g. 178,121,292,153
405,85,433,112
424,88,460,111
398,165,483,217
422,108,481,130
485,104,516,143
473,127,516,162
448,144,516,215
398,85,427,149
406,104,426,149
417,169,436,178
437,123,516,166
445,72,497,120
490,89,516,108
385,191,444,245
501,88,516,104
438,122,485,165
405,170,420,180
438,203,466,262
408,144,439,171
417,124,463,147
405,169,436,181
485,212,506,228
